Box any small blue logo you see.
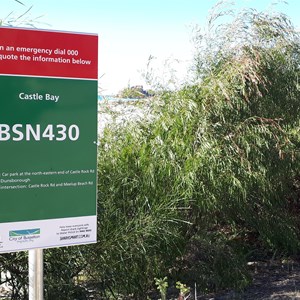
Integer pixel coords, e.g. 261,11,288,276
9,228,40,237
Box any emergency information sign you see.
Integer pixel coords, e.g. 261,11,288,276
0,27,98,253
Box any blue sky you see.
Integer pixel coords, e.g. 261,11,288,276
2,0,300,94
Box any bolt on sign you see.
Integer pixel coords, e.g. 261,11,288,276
0,27,98,253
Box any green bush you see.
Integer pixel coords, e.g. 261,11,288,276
89,3,300,296
43,247,89,300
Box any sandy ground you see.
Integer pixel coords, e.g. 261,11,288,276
198,260,300,300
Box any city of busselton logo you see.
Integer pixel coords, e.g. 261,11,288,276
9,228,40,237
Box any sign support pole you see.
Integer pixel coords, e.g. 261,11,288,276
29,248,44,300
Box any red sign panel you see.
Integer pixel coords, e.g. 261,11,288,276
0,27,98,79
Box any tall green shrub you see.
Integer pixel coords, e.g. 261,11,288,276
90,3,300,296
190,3,300,250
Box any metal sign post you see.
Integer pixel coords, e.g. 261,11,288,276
29,249,44,300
